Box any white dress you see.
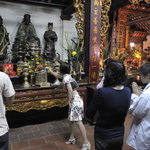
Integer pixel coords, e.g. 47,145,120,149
63,74,84,121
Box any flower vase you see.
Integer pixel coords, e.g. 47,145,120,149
30,73,35,86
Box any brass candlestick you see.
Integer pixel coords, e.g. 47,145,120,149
22,60,30,88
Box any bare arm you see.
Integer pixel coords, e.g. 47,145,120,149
4,94,15,105
48,67,62,79
66,83,73,105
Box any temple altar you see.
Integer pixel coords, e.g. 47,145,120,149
1,0,150,129
6,84,90,128
6,85,87,113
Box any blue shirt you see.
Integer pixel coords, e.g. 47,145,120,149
86,86,131,139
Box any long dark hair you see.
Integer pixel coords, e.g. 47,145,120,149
103,61,127,87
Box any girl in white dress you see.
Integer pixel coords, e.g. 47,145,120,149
50,61,91,150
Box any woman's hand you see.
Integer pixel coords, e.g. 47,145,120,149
47,67,61,78
132,82,142,96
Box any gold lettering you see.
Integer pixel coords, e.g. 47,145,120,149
92,45,98,52
94,0,99,6
93,17,98,24
93,8,98,15
92,36,98,43
93,26,98,34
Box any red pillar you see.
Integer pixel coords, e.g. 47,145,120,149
84,0,102,84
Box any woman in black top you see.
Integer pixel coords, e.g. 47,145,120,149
86,61,131,150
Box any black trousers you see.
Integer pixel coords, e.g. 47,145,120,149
95,135,123,150
0,132,9,150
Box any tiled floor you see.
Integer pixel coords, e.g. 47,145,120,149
9,114,134,150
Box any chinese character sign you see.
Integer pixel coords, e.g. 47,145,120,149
89,0,101,83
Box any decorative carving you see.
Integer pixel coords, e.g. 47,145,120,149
100,0,112,47
129,0,143,4
145,0,150,4
74,0,150,50
74,0,111,48
129,0,150,4
74,0,85,42
6,87,87,113
116,5,150,52
117,9,129,50
6,98,68,112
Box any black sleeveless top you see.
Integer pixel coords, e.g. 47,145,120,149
63,74,79,91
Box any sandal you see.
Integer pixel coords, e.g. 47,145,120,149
81,142,91,150
66,138,76,145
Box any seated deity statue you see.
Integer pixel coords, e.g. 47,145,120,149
0,16,10,63
43,22,58,62
12,14,41,62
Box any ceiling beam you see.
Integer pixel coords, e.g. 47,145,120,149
127,16,150,25
60,4,75,20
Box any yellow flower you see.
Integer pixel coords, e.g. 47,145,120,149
72,51,77,56
36,62,40,64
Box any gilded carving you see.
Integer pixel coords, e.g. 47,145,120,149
6,98,68,112
100,0,111,47
74,0,85,42
145,0,150,4
74,0,150,48
15,96,32,101
6,86,87,113
129,0,150,4
16,89,56,94
35,95,53,99
74,0,111,48
116,6,150,53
